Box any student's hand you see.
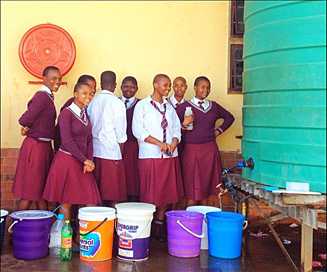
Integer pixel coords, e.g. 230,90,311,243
83,160,95,173
168,139,179,153
20,126,29,136
183,115,193,128
159,142,169,153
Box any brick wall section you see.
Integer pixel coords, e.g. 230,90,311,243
1,149,19,212
0,148,274,219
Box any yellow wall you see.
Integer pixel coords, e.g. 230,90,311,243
1,1,242,151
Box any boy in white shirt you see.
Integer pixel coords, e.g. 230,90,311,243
132,74,184,241
87,71,127,206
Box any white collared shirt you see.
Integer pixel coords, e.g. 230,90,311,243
39,85,54,100
120,96,136,109
68,102,82,116
168,95,185,109
39,85,52,95
191,97,210,110
87,90,127,160
132,96,181,159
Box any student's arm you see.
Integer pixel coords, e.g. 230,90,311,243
86,131,93,161
132,103,151,142
19,92,48,128
214,102,235,135
59,110,88,163
169,110,182,152
53,124,61,152
113,101,128,144
144,136,169,152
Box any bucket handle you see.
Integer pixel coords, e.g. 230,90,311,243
177,220,204,239
115,219,152,241
243,220,248,230
7,219,22,234
80,217,108,237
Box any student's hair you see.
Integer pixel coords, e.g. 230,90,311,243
77,74,96,84
42,66,60,77
122,76,138,86
73,82,89,93
153,74,170,84
194,76,210,87
101,71,116,88
173,76,187,85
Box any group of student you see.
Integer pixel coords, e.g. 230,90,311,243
12,66,234,240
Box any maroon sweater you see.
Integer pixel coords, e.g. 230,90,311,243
60,97,74,112
54,97,75,150
126,99,139,142
19,91,56,140
176,100,235,144
58,107,93,163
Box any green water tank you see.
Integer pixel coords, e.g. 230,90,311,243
242,0,326,192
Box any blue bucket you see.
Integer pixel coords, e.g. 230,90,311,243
207,211,247,259
208,256,241,271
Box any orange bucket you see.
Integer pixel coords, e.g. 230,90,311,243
79,207,116,261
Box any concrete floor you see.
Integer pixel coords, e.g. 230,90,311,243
1,223,326,272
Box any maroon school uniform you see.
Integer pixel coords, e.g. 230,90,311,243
121,98,140,197
43,104,101,205
12,88,56,201
54,97,75,150
176,99,234,200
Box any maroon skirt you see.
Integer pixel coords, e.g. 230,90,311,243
13,137,53,201
43,151,101,205
138,157,184,207
94,157,127,202
123,140,140,197
181,141,222,201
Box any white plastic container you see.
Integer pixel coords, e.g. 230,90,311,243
115,202,156,261
184,107,193,130
186,206,221,250
49,213,65,255
286,182,310,192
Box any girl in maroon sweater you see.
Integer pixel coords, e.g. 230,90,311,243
60,74,97,112
43,83,101,219
176,76,235,207
54,75,97,151
13,66,62,210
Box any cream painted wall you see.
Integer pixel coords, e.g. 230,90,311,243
1,1,242,150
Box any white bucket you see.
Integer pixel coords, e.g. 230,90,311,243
186,206,221,250
115,202,156,261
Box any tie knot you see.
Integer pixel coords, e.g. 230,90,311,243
198,101,204,105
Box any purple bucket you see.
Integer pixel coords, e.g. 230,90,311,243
166,210,204,258
9,210,54,260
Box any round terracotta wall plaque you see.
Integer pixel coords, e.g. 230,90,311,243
19,23,76,79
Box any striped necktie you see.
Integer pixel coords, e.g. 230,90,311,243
124,99,129,109
151,100,168,143
80,108,87,123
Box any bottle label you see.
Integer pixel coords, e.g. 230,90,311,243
61,237,72,249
